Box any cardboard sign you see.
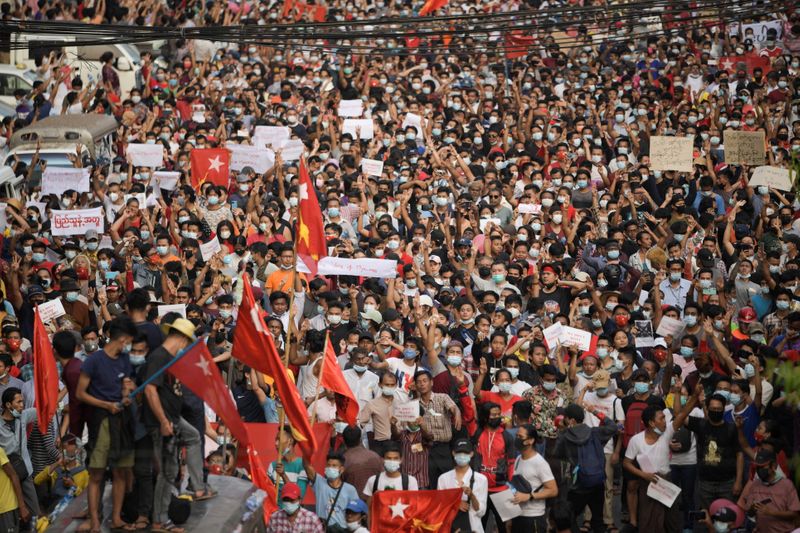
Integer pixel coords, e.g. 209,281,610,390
226,143,275,174
316,257,398,278
724,130,765,166
253,126,290,147
342,118,374,139
655,316,685,338
200,238,222,262
158,304,187,318
361,158,384,177
50,208,104,236
392,400,420,422
41,167,90,195
127,143,164,168
749,166,792,192
274,139,305,161
337,99,364,118
649,136,694,172
153,171,181,191
37,299,66,323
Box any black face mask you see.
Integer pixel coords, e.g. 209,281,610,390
708,410,724,423
487,418,502,429
439,295,453,306
507,276,520,285
483,302,496,313
756,466,773,482
514,436,529,451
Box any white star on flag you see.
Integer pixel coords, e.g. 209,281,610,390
196,356,211,377
299,182,309,200
389,499,409,519
208,156,224,173
720,58,734,72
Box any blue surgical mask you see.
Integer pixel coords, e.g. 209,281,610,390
542,381,556,392
283,502,300,514
634,382,650,394
729,393,742,406
446,356,462,367
130,355,146,366
353,364,367,373
384,459,401,473
684,315,697,327
607,250,620,259
403,349,417,360
716,390,731,402
65,291,79,303
596,347,609,358
325,467,341,480
454,454,471,467
498,382,512,393
680,346,694,358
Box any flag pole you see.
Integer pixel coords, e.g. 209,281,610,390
309,330,329,426
127,337,203,399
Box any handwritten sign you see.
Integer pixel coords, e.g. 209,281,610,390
543,322,563,349
655,316,685,338
50,208,104,236
729,20,783,41
724,130,765,166
200,238,222,262
158,304,187,318
42,167,90,196
337,99,364,118
649,136,694,172
342,119,374,139
518,203,542,215
749,165,792,191
226,143,275,173
559,326,593,351
646,476,681,508
153,171,181,191
127,143,164,168
253,126,290,147
316,257,398,278
274,139,305,161
37,299,66,323
361,158,384,177
393,400,420,422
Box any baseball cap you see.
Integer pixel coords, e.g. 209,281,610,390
281,482,301,500
653,338,668,349
592,369,610,388
697,248,715,267
85,229,99,241
738,307,756,323
345,499,368,514
453,439,473,453
419,295,433,307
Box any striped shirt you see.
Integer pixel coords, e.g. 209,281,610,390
419,393,457,443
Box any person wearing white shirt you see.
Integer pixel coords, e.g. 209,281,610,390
509,424,558,532
623,386,700,532
437,439,489,533
659,259,693,311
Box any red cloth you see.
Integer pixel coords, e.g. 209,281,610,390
232,274,317,458
296,159,327,276
419,0,447,15
505,31,536,59
246,444,279,523
322,340,359,425
190,148,230,189
370,488,463,532
33,310,59,432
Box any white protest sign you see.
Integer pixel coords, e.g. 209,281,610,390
749,166,792,192
124,193,147,208
655,316,685,338
226,143,275,173
650,136,694,172
153,171,181,191
729,20,783,41
41,167,90,196
274,139,305,161
646,476,681,508
361,158,384,177
158,304,187,318
559,326,593,351
342,118,374,139
518,203,542,215
253,126,290,146
127,143,164,168
489,491,522,523
634,320,655,348
37,299,66,323
200,238,222,262
192,104,206,123
543,322,563,349
479,218,502,232
392,400,420,422
317,257,398,278
50,208,104,236
337,99,364,118
402,113,423,136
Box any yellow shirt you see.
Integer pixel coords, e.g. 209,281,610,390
34,463,89,496
0,448,19,514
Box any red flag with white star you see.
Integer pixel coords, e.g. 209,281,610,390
296,158,326,276
190,148,230,189
370,488,463,533
167,340,250,446
322,338,359,426
33,309,58,432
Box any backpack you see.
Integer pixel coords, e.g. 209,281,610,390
574,433,606,489
470,429,514,484
623,399,648,448
372,472,409,493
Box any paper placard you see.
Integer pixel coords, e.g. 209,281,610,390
402,113,423,136
50,208,104,236
749,166,792,192
274,139,305,161
124,193,147,208
253,126,290,146
655,316,685,338
543,322,563,349
634,320,655,348
337,99,364,118
37,299,66,323
559,326,592,351
200,238,222,262
518,203,542,215
649,136,694,172
728,20,783,41
41,167,90,196
316,257,398,278
226,143,275,173
361,158,384,177
153,171,181,191
127,143,164,168
489,491,523,523
342,118,374,139
646,476,681,508
479,217,502,232
724,130,765,166
392,400,420,422
158,304,187,318
192,104,206,123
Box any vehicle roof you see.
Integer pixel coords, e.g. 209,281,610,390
14,115,118,137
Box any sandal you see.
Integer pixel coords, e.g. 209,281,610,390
76,522,96,533
193,489,218,501
151,521,185,533
109,522,136,532
134,518,151,530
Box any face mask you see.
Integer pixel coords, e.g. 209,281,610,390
552,214,563,224
684,315,697,327
446,355,462,367
65,250,77,260
387,240,400,250
592,318,603,328
678,346,694,358
403,349,417,360
492,274,505,284
283,502,300,514
382,386,396,397
328,314,342,325
454,453,471,467
498,382,512,393
634,382,650,394
219,230,231,240
715,390,730,402
542,381,556,392
11,409,21,418
324,466,341,480
729,393,742,406
777,300,790,310
669,272,682,282
130,355,146,366
615,315,629,327
384,459,401,473
65,292,79,303
607,250,620,260
541,198,554,208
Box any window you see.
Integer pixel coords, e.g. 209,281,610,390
78,44,117,62
0,73,32,96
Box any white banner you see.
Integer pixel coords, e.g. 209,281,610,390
158,304,187,318
338,99,364,117
153,171,181,191
728,20,783,41
343,119,374,139
37,299,66,323
226,143,275,173
253,126,290,147
274,139,305,161
200,238,222,262
127,143,164,168
50,207,104,236
361,158,384,177
41,167,90,196
317,257,398,278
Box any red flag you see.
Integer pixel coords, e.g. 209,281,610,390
33,310,58,432
505,31,536,59
370,488,463,532
167,341,250,446
190,148,230,189
232,274,317,458
718,55,771,75
246,444,279,522
296,158,327,276
419,0,447,16
321,340,358,426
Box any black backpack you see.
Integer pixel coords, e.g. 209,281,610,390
372,472,410,493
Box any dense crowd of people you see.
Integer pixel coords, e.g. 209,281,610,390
0,0,799,533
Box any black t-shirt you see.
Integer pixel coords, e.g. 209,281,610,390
232,384,266,423
687,418,740,481
532,286,573,316
136,321,164,353
143,346,183,428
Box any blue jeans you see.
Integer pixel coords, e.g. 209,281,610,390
670,464,697,530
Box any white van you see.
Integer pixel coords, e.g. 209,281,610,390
6,34,141,96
